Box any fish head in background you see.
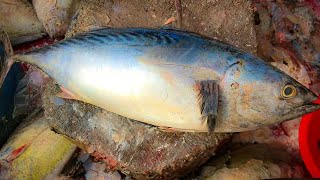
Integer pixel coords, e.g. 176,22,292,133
218,53,319,131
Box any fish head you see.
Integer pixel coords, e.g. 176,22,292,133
220,54,320,131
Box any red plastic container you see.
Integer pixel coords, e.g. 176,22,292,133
299,99,320,178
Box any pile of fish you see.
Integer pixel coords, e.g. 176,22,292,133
0,0,319,179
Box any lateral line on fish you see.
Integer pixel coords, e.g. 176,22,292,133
139,60,197,68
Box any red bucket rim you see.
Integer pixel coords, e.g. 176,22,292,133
299,99,320,178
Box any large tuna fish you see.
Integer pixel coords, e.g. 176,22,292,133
0,27,319,132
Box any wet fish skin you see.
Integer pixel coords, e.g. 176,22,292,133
1,28,319,132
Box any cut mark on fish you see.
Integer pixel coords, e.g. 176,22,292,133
225,60,242,72
196,80,219,132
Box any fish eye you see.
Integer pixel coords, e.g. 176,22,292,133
281,84,297,99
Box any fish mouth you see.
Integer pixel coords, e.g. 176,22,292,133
282,102,320,121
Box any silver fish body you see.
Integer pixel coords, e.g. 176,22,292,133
2,28,319,132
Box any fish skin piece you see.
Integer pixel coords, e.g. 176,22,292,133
1,27,319,132
0,0,46,45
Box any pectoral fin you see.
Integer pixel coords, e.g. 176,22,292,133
138,60,220,132
196,80,219,132
56,87,80,101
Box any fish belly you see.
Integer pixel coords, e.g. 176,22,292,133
61,48,207,131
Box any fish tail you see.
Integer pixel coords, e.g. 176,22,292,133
0,27,14,87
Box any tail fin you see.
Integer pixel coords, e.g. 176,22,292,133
0,27,14,87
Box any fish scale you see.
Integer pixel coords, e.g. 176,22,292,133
0,27,319,132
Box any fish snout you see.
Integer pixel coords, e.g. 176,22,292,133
283,101,320,121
